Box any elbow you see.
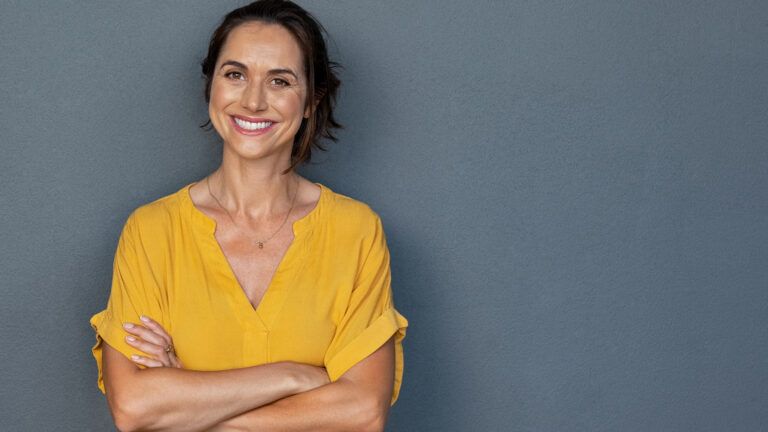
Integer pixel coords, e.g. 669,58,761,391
113,415,139,432
110,398,144,432
111,403,174,432
361,416,386,432
108,389,154,432
356,394,389,432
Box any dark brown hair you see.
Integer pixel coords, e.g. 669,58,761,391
200,0,342,173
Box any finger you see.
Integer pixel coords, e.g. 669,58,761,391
126,336,172,367
131,354,164,368
139,315,172,346
125,334,167,359
123,322,167,347
135,316,179,367
125,335,175,367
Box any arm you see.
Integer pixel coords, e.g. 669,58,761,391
103,342,325,432
212,336,396,432
94,213,331,431
211,213,408,431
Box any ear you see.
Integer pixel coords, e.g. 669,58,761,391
304,88,326,118
303,99,320,119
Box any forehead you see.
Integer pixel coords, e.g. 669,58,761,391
218,21,304,72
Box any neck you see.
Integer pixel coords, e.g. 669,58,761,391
210,154,298,220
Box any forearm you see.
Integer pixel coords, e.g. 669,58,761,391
120,362,302,432
211,378,382,432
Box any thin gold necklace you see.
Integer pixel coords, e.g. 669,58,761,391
206,173,299,249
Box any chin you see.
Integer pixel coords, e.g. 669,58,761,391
225,138,291,161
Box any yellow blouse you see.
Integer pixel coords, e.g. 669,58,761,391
89,181,408,406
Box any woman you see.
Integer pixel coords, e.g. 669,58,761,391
88,1,408,430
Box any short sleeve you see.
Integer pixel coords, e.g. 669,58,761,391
323,213,409,406
88,212,166,394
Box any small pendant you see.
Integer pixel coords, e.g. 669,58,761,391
258,242,264,249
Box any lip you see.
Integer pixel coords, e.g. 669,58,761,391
230,115,277,136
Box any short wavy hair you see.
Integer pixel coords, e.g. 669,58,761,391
200,0,342,173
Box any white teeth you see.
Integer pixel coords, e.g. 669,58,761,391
234,117,272,130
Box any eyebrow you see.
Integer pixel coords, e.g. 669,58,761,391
219,60,299,79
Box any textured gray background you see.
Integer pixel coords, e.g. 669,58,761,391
1,0,766,431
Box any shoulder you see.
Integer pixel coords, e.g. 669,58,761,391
123,185,186,244
324,187,386,245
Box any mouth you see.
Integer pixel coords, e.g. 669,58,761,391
230,115,276,135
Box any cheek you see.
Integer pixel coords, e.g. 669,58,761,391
272,92,306,119
210,81,236,110
208,82,236,137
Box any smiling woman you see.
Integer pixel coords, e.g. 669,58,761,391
200,0,342,174
87,1,408,431
208,23,310,162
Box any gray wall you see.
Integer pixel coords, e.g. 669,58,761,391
1,1,766,431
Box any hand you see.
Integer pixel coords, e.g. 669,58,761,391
122,315,183,369
289,362,331,393
209,363,330,431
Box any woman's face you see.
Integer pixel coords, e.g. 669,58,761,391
209,21,309,161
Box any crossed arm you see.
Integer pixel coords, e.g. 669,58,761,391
209,337,394,431
102,333,395,432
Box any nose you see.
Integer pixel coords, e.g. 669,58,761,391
241,80,267,112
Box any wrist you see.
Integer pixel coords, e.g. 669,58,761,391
278,361,313,394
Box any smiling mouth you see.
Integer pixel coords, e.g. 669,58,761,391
233,117,273,131
230,116,276,135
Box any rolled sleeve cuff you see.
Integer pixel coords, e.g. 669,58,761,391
325,307,409,406
89,309,142,394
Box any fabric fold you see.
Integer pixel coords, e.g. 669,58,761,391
89,309,147,394
325,307,409,406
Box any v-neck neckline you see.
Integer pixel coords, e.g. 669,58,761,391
180,180,328,331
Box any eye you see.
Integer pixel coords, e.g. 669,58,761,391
225,71,245,81
271,78,290,87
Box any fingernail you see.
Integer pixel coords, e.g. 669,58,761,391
126,335,136,342
140,315,150,323
123,323,134,329
131,355,140,360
